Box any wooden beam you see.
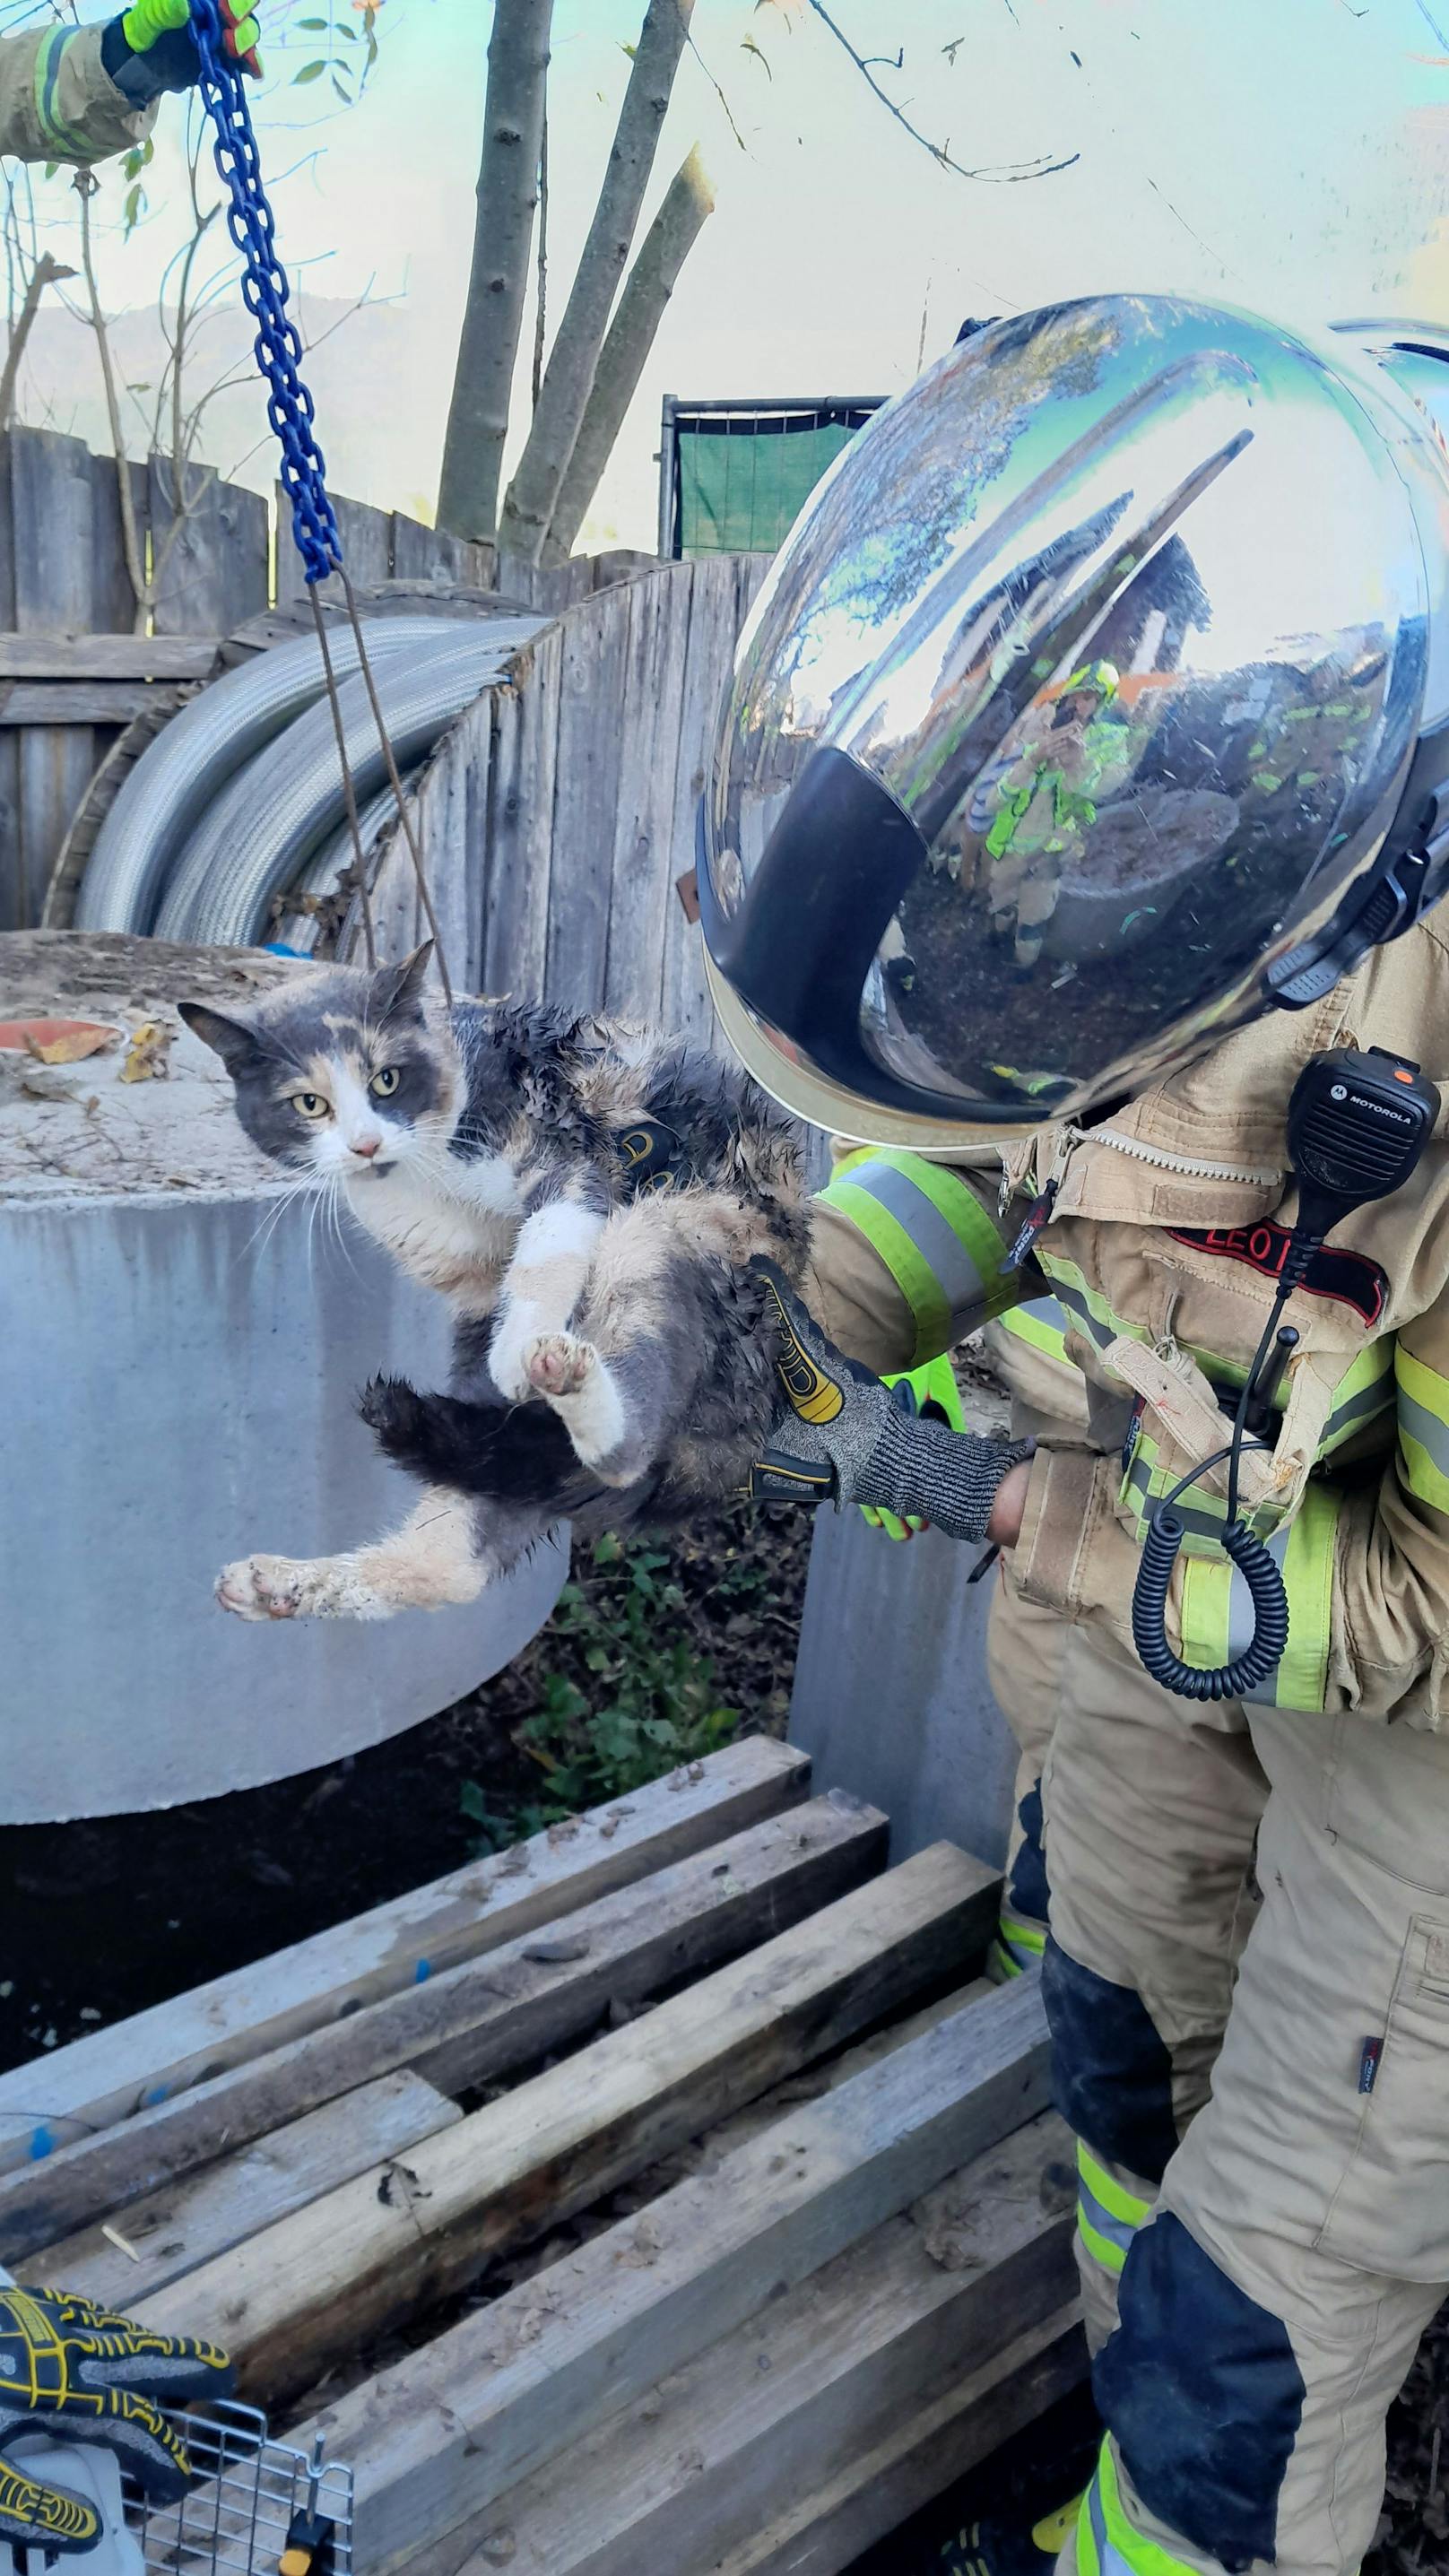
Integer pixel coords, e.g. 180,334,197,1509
395,2115,1076,2576
20,2071,461,2311
0,682,187,724
0,1789,879,2259
709,2305,1087,2576
308,1978,1050,2575
0,634,221,680
0,1739,811,2179
147,1844,1002,2403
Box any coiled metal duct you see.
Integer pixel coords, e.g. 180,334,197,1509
275,779,407,954
154,628,531,948
74,616,467,935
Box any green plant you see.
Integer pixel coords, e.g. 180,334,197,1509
458,1531,746,1849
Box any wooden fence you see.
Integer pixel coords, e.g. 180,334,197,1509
367,551,770,1036
0,425,653,934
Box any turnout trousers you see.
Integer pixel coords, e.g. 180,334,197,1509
986,1574,1449,2576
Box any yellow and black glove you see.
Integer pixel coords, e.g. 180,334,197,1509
749,1262,1030,1542
102,0,261,106
0,2283,233,2550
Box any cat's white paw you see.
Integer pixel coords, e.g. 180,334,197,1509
489,1325,536,1405
525,1331,594,1397
215,1553,392,1622
216,1554,304,1621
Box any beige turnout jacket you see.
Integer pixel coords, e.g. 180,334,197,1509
0,22,156,167
804,916,1449,1727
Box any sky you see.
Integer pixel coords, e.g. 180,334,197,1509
14,0,1449,550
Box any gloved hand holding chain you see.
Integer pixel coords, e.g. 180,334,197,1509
103,0,260,105
0,2280,233,2553
749,1261,1032,1543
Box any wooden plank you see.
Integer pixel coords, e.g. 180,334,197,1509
602,565,690,1020
148,1843,1001,2402
402,2114,1076,2576
391,515,490,592
0,683,185,725
0,635,221,680
710,2306,1086,2576
150,458,268,637
0,1739,809,2179
22,2071,460,2311
0,438,17,929
482,623,561,1001
544,592,627,1013
0,1790,877,2259
12,429,98,926
369,693,490,993
659,553,746,1044
308,1978,1051,2573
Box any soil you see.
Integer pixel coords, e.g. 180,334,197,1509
0,1497,812,2072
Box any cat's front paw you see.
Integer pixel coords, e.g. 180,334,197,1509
488,1325,536,1406
216,1554,304,1621
525,1331,594,1397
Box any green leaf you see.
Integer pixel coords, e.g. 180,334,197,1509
293,59,325,83
331,73,351,100
592,1533,622,1566
123,183,147,238
585,1644,610,1673
43,161,58,180
295,14,328,23
458,1778,490,1824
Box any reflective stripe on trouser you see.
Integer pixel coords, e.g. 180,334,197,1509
818,1149,1018,1363
1047,1627,1449,2576
1076,2143,1150,2282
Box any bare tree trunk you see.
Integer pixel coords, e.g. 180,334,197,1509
531,109,548,412
499,0,694,565
0,250,74,430
542,146,713,566
437,0,552,545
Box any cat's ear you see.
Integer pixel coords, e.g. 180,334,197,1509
178,1002,266,1078
371,941,435,1021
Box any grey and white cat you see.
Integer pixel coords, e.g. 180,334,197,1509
181,945,807,1623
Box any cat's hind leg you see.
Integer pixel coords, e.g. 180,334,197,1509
217,1487,496,1623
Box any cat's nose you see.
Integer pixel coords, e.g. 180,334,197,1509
350,1133,382,1160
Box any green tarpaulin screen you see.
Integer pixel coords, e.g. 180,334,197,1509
664,402,882,558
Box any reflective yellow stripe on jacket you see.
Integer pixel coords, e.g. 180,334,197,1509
1396,1345,1449,1515
820,1149,1018,1365
34,26,94,158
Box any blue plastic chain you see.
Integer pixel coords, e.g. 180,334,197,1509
187,0,343,585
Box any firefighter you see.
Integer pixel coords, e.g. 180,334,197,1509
0,2,258,170
698,297,1449,2576
984,661,1132,967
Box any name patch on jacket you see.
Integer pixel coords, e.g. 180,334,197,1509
1166,1224,1387,1326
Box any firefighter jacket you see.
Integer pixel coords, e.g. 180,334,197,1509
0,22,156,167
803,915,1449,1727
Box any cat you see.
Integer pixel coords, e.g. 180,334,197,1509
180,944,808,1623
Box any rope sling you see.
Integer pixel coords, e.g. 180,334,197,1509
187,0,455,1002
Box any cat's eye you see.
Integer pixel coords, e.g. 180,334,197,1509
291,1091,329,1120
370,1067,401,1097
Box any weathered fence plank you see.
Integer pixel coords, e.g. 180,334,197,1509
150,458,268,637
546,590,629,1013
12,429,99,929
483,624,560,1000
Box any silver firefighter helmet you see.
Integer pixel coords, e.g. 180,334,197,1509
698,295,1449,1147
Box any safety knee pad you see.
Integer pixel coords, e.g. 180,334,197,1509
1096,2211,1306,2572
1041,1939,1179,2185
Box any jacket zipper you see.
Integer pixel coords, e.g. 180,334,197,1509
1087,1124,1283,1190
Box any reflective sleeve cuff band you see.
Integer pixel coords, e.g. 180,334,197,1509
1396,1345,1449,1512
35,28,97,157
1078,2206,1129,2277
998,1909,1046,1965
1077,2144,1151,2230
998,1297,1073,1368
821,1151,1017,1364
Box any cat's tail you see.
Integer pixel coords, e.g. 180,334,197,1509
359,1375,601,1511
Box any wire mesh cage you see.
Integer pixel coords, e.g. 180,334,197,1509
123,2406,353,2576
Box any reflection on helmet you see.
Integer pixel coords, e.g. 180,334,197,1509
699,295,1449,1147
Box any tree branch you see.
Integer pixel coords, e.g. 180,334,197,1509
542,143,714,564
0,248,74,429
803,0,1079,181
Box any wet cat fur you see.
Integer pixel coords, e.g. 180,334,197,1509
183,948,808,1620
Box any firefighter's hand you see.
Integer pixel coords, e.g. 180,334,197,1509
0,2283,234,2536
748,1262,1031,1544
103,0,262,103
862,1355,966,1540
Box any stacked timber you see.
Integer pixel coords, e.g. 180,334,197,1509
0,1740,1083,2575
